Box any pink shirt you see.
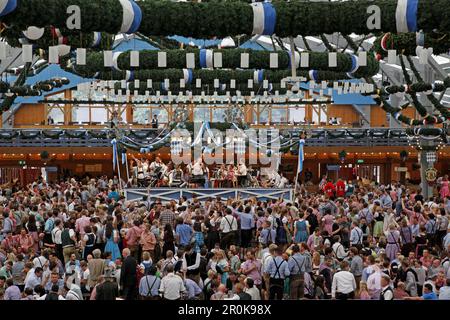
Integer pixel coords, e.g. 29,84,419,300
75,216,91,235
241,259,262,285
126,225,143,246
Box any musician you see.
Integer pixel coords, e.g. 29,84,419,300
190,158,205,187
169,165,184,187
216,164,227,187
149,157,165,174
237,159,248,187
226,164,237,188
151,114,158,128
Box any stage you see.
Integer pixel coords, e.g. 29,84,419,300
125,188,294,203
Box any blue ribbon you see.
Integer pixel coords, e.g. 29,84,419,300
349,54,358,74
309,70,318,81
262,2,276,35
199,49,207,68
298,139,305,174
161,81,167,92
121,151,126,165
416,30,425,47
258,69,264,83
0,0,17,17
92,32,102,47
111,139,118,169
126,70,134,81
406,0,418,32
127,0,142,34
186,69,193,84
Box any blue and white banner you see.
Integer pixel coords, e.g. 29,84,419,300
297,139,305,174
253,69,264,84
119,0,142,34
395,0,418,33
122,151,127,165
251,2,276,36
199,49,214,68
183,68,193,85
0,0,17,17
92,32,102,47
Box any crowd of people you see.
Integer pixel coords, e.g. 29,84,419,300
130,156,290,189
0,174,449,301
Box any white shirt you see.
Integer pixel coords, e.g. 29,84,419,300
220,215,238,233
192,162,204,176
237,164,247,176
37,294,66,300
160,273,186,300
332,242,348,260
33,256,48,270
245,287,261,300
331,270,356,298
367,270,382,291
51,227,62,245
381,285,394,300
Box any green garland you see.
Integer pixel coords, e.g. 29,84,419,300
3,27,113,50
4,0,450,37
374,32,450,58
0,63,31,112
66,49,378,77
72,68,366,83
404,55,450,119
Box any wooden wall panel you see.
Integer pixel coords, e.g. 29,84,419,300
371,106,388,127
327,105,360,125
14,103,46,126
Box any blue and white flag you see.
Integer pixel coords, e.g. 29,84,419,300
297,139,305,174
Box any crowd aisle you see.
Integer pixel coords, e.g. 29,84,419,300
0,176,449,300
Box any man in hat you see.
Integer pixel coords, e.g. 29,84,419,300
95,268,119,300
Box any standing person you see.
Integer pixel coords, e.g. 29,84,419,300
385,224,401,262
162,223,175,259
288,244,306,300
104,222,121,262
219,208,238,250
399,219,414,257
95,269,119,300
331,261,357,300
120,248,137,300
349,247,363,289
440,175,450,199
238,206,254,250
81,225,96,260
139,266,161,300
175,217,193,249
264,247,290,300
293,212,309,243
51,219,64,264
151,114,158,129
61,222,77,265
239,250,262,289
140,223,157,261
402,260,418,297
87,249,105,290
350,221,363,249
379,273,394,300
159,264,186,300
126,220,143,262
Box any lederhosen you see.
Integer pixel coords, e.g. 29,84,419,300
351,229,363,250
400,226,413,256
269,258,285,292
290,256,305,281
220,216,236,248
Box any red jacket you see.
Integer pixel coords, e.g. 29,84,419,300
336,180,345,197
323,182,335,197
